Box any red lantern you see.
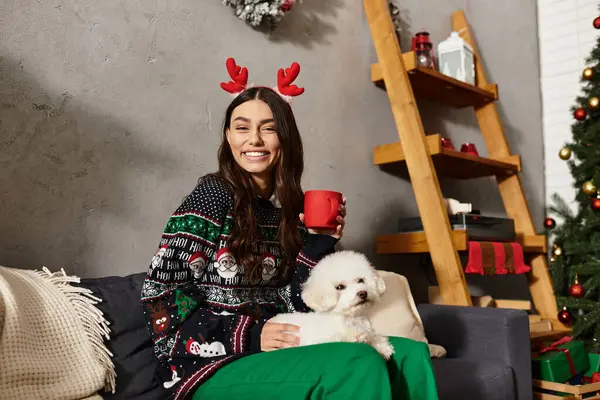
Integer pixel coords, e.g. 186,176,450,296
593,198,600,211
460,143,479,156
411,31,435,69
441,137,455,150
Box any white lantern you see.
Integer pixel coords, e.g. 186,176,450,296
437,31,475,85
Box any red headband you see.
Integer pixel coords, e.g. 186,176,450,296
220,57,305,102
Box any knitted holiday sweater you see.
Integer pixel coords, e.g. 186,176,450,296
140,174,337,400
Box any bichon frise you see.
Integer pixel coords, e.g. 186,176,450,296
270,250,395,360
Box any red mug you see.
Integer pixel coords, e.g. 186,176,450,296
303,190,343,229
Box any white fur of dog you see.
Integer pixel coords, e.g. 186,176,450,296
270,250,395,360
367,271,447,358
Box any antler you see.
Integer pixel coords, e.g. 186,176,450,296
277,62,304,97
148,302,164,315
220,58,248,94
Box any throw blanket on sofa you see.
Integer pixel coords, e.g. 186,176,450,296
0,265,116,399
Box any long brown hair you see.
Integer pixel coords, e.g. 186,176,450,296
214,87,304,282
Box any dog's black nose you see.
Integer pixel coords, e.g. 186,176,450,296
358,291,368,300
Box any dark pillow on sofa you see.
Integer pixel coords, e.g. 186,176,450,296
78,272,168,400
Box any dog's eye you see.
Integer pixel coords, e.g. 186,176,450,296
357,278,364,283
335,284,346,291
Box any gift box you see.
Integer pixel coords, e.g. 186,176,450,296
584,349,600,377
532,336,590,383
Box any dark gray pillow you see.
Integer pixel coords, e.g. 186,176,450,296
78,272,168,400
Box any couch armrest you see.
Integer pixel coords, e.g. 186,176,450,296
417,303,531,400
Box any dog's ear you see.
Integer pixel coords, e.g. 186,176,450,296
301,280,338,312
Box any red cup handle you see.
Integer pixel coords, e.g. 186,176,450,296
327,196,340,226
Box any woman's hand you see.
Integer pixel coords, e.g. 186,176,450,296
299,196,347,239
260,320,301,351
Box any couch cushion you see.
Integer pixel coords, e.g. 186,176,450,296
432,358,515,400
79,272,167,400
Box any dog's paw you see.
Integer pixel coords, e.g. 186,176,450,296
355,332,370,343
375,341,395,360
429,344,446,358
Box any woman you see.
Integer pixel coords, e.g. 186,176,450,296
141,59,439,400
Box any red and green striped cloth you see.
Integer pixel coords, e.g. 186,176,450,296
465,241,531,275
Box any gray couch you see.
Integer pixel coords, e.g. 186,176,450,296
80,273,532,400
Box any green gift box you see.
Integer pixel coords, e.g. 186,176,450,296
531,337,589,383
584,350,600,377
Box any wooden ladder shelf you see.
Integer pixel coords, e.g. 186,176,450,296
363,0,568,335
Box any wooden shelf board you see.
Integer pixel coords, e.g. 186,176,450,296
534,379,600,396
530,327,571,341
376,230,547,254
374,134,521,179
371,52,498,109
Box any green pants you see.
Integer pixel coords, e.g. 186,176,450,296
193,336,439,400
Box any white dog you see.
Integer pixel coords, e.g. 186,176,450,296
270,250,395,360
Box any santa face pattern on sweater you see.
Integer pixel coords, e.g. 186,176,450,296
261,253,277,282
188,251,208,279
213,248,240,280
140,174,338,400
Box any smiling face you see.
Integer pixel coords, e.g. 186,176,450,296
226,99,281,186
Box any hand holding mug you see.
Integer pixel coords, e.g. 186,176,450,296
299,190,346,239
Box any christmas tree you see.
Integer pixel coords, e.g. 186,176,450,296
547,14,600,344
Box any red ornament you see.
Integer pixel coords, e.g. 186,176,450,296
544,217,556,229
574,108,587,120
558,307,574,326
593,198,600,211
594,16,600,29
281,0,294,11
569,277,585,298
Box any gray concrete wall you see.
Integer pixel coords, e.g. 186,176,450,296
0,0,543,303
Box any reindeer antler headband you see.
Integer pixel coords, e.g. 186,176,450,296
219,57,304,103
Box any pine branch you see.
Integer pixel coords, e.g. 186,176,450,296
571,259,600,276
550,257,567,294
549,193,575,220
573,307,600,339
594,324,600,346
583,274,600,299
557,296,599,311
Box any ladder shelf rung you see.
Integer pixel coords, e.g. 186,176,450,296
374,134,521,179
376,231,546,254
371,52,498,109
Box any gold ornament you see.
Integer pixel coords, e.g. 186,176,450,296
583,67,595,80
553,246,563,256
559,147,572,160
583,181,597,195
589,97,600,109
550,256,557,262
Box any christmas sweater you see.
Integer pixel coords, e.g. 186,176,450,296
140,174,337,400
